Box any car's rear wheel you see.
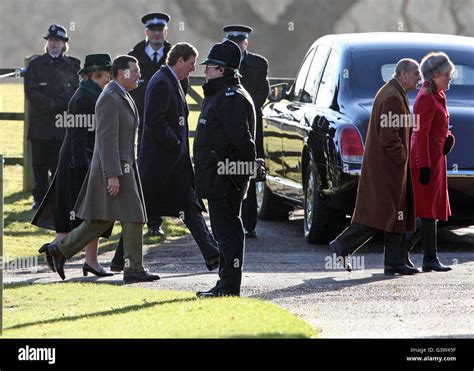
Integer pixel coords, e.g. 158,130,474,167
256,180,292,220
304,165,347,244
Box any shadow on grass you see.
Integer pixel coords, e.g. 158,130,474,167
4,190,31,205
3,297,197,332
5,275,126,288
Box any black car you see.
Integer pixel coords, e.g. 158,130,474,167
259,32,474,244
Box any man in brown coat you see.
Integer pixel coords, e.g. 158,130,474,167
330,59,421,275
45,55,160,284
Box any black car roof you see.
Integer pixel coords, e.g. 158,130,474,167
313,32,474,52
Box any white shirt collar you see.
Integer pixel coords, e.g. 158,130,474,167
145,43,164,62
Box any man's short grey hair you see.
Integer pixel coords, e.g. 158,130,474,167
394,58,419,77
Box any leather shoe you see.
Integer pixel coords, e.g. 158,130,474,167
245,230,257,238
38,243,56,272
123,270,160,284
384,265,420,275
422,259,452,272
205,256,219,271
83,262,114,277
330,240,352,272
196,287,240,298
109,263,124,272
147,227,165,237
47,243,67,280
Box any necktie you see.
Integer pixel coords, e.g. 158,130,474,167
152,52,158,71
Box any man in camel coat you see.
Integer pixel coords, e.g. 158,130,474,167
330,58,421,275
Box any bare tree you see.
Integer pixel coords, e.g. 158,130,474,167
173,0,358,76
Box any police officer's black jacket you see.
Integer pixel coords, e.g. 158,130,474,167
128,40,188,134
240,51,270,158
240,51,269,111
24,53,80,140
194,75,256,200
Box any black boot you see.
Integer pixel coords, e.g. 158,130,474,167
384,232,420,275
405,218,422,268
421,218,452,272
330,223,376,272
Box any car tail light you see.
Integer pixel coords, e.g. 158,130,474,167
340,126,364,163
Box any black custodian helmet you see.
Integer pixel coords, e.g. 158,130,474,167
200,39,242,74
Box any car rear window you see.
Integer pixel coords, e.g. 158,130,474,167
352,49,474,99
381,63,474,85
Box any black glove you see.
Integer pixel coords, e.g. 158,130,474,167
443,135,454,155
419,167,431,185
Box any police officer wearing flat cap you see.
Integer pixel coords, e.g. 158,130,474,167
24,24,80,209
223,25,270,238
194,40,256,297
129,13,168,237
126,12,181,237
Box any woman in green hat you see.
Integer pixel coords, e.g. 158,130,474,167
33,54,114,277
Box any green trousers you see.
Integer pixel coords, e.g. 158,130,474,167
58,219,144,273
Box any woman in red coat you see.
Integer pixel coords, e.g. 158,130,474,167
410,52,455,272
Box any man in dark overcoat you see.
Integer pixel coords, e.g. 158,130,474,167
139,43,219,270
330,59,421,275
125,12,190,239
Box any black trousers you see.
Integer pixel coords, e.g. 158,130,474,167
334,223,406,267
208,194,245,292
31,139,62,203
112,203,219,266
241,180,257,232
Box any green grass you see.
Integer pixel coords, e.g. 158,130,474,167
2,283,318,338
2,163,188,262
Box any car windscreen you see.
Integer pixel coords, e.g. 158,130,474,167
352,48,474,100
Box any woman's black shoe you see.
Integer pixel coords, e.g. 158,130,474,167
82,262,114,277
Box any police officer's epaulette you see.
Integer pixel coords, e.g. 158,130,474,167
29,54,40,62
246,52,268,69
224,86,237,97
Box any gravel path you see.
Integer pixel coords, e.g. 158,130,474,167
4,215,474,338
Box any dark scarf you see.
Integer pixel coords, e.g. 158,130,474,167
203,74,239,96
80,80,103,99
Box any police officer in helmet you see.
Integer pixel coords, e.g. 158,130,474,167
194,40,256,297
